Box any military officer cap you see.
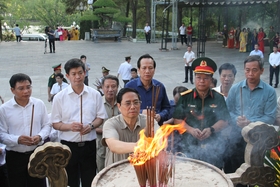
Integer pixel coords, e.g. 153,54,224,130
52,64,62,71
191,57,217,75
102,66,110,73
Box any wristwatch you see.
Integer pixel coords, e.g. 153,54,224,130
89,123,95,130
210,126,215,134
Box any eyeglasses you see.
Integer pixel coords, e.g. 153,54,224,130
15,85,32,91
122,101,142,108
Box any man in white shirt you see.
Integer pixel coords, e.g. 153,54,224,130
117,55,132,85
0,73,51,187
51,58,107,187
144,23,151,43
269,46,280,88
183,45,196,84
50,72,69,101
249,43,264,60
179,23,186,46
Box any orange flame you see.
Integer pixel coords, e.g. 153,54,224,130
271,149,280,160
128,122,186,165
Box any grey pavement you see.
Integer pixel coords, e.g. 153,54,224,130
0,39,278,112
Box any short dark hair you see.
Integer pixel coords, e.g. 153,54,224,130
16,24,19,27
131,68,137,73
173,86,188,97
244,55,263,69
80,55,86,59
9,73,32,88
55,72,64,79
218,63,237,76
102,75,119,87
125,56,131,61
137,54,156,69
254,43,259,46
64,58,85,74
117,88,141,104
211,78,217,87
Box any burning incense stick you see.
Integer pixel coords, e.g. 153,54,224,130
80,95,83,142
30,104,34,136
240,87,243,116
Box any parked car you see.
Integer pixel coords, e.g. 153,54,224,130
21,34,48,41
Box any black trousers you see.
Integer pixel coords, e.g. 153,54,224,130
6,150,46,187
145,33,150,43
49,39,55,52
84,76,89,86
61,139,96,187
269,65,279,86
16,35,21,42
185,66,193,82
0,164,9,187
180,34,186,45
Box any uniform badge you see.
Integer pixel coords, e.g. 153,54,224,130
200,60,207,66
209,104,217,108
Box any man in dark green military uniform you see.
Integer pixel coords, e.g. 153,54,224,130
173,57,230,169
47,64,68,102
268,26,276,53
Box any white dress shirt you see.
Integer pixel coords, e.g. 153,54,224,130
118,61,132,80
269,52,280,66
144,26,151,33
0,97,51,153
213,85,227,100
183,51,196,66
50,82,69,95
0,143,6,166
51,85,107,142
249,50,264,59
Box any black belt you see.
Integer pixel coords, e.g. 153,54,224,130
61,140,95,147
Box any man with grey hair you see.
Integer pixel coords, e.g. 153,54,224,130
225,55,277,186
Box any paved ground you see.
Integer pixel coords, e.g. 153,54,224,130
0,39,277,112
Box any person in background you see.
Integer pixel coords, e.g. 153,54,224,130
239,28,247,52
235,27,241,49
80,55,90,86
48,64,68,102
210,77,217,88
54,26,60,41
117,56,132,85
246,28,252,52
225,55,277,187
0,73,51,187
130,68,139,80
125,54,171,126
13,24,21,42
179,23,187,46
249,43,264,61
269,46,280,88
222,25,228,48
227,27,235,49
47,26,55,53
183,45,196,84
50,73,69,101
213,63,237,99
144,23,151,44
51,58,107,187
187,23,193,46
251,28,258,50
96,75,119,172
96,67,110,96
102,88,158,166
268,26,276,53
258,27,265,54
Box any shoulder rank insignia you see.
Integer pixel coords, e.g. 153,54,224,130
51,74,54,78
212,89,224,96
181,89,192,96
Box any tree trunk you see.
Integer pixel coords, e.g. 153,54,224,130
0,20,2,42
132,0,138,38
145,0,151,23
123,1,130,37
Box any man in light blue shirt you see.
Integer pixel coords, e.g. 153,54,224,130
249,43,264,60
225,55,277,184
13,24,21,42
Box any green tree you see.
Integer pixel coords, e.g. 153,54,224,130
0,0,8,41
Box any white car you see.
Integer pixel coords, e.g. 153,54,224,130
21,34,48,41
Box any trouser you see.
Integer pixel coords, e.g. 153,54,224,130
6,150,46,187
61,139,97,187
187,34,192,45
269,65,279,86
84,76,89,86
49,39,55,52
145,33,150,43
223,37,228,46
16,35,21,42
180,34,186,45
185,66,193,82
0,164,9,187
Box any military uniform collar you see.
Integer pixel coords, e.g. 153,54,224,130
193,88,214,99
